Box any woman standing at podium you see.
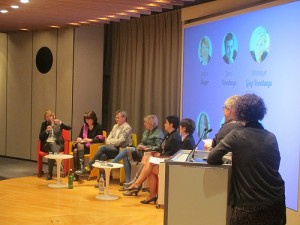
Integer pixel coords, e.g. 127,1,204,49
207,94,286,225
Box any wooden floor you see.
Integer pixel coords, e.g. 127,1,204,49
0,176,163,225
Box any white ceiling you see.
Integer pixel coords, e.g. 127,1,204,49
0,0,211,32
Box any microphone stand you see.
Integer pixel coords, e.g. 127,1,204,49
189,128,212,162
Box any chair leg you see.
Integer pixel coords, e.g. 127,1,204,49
37,155,43,177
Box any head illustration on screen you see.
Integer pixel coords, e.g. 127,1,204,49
196,112,210,139
223,32,237,64
250,26,270,63
198,36,212,65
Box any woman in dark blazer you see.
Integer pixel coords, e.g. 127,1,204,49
39,110,71,180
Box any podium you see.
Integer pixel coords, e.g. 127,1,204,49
164,158,232,225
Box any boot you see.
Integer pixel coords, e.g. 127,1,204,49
78,149,85,170
46,159,54,180
75,149,85,181
121,164,144,190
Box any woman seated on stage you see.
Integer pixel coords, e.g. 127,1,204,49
39,110,72,180
123,117,196,205
72,111,104,181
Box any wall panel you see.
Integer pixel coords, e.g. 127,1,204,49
0,33,7,156
56,28,73,126
73,24,104,139
31,30,57,160
7,32,32,159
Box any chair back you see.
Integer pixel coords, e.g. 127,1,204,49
102,130,107,139
37,129,71,177
62,129,70,142
132,133,137,147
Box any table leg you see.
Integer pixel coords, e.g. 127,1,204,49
96,168,119,200
48,158,67,188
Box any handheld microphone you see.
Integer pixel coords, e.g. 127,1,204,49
189,128,212,162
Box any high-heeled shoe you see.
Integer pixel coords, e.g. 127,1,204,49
140,196,157,204
123,178,137,187
123,186,141,196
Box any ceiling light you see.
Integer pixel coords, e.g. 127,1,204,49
98,17,109,21
11,5,19,9
148,3,159,7
0,10,8,13
20,0,30,3
69,22,80,26
127,10,138,13
117,13,129,16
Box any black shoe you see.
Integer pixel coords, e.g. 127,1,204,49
140,196,157,204
74,174,80,181
46,174,52,180
123,186,141,196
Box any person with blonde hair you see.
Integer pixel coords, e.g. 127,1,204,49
39,110,71,180
199,36,211,65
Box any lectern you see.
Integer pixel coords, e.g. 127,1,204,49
164,151,232,225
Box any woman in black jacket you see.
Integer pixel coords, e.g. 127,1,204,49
39,110,71,180
207,94,286,225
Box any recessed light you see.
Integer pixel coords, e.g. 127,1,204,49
69,22,80,26
20,0,29,3
0,10,8,13
11,5,19,9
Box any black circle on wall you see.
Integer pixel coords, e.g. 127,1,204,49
36,47,53,74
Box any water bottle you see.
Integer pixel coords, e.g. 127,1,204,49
68,169,74,189
99,174,105,194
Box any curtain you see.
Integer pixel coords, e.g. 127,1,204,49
103,10,182,139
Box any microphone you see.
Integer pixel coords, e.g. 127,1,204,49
189,128,212,162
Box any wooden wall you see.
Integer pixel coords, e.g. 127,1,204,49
0,24,104,161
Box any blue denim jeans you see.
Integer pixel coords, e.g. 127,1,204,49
111,147,136,182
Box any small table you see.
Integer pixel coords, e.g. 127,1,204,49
44,154,73,188
92,162,124,200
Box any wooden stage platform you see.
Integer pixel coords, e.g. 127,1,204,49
0,176,163,225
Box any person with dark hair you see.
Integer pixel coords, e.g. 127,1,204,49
207,94,286,225
72,110,104,181
121,115,181,193
76,110,132,176
223,32,237,64
179,118,196,150
39,110,72,180
123,117,196,205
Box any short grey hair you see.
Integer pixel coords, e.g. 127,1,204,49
224,95,240,110
115,110,128,121
144,115,158,128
